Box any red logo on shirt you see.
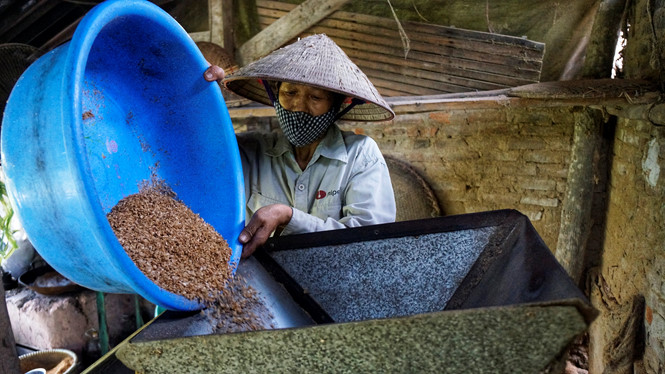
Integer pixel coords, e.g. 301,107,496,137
315,190,327,199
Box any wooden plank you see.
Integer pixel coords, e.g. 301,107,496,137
257,9,543,83
353,59,506,92
258,9,544,63
354,61,498,93
368,75,446,96
257,1,545,56
375,86,415,97
258,1,544,51
279,28,541,87
252,0,544,96
259,14,544,75
315,20,543,67
334,38,539,88
237,0,351,65
304,27,543,81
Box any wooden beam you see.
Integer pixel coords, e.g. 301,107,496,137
594,102,665,126
209,0,234,51
555,108,604,284
581,0,628,79
227,79,661,118
221,0,234,52
209,0,222,45
237,0,351,65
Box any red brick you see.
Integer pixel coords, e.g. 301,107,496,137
429,111,451,124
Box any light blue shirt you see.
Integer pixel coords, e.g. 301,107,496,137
237,124,396,235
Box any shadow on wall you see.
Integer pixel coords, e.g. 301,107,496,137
384,155,442,221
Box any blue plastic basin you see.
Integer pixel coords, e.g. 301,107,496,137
1,0,244,311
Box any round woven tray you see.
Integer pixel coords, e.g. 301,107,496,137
385,155,442,221
19,349,78,374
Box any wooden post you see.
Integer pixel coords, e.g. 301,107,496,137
581,0,628,78
556,108,604,284
237,0,351,65
0,281,20,374
209,0,234,51
209,0,223,45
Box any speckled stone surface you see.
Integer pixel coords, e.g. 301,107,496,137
116,304,587,373
269,228,495,322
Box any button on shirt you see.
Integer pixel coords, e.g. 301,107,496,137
237,124,396,235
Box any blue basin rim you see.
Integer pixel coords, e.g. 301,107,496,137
2,0,244,310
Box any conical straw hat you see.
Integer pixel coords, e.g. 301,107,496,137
224,34,394,122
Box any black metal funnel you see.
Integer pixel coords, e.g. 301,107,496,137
116,210,595,373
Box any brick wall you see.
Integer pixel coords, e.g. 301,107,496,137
338,106,576,250
233,105,577,250
588,118,665,373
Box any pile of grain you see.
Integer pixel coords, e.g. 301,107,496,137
201,275,275,333
107,180,232,302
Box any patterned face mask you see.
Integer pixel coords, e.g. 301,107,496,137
274,100,338,147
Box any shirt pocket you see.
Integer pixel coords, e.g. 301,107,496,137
311,193,343,220
246,192,287,217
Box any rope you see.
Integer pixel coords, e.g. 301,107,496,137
647,0,665,91
386,0,410,58
411,0,429,23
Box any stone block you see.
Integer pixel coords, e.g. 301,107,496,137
485,150,521,162
520,196,559,207
508,138,546,150
413,139,431,149
382,126,408,137
428,111,451,125
517,177,557,191
464,109,507,124
479,192,520,207
525,210,544,222
523,150,567,164
536,164,569,178
508,163,538,176
518,124,573,138
6,287,153,360
508,108,571,124
617,127,644,146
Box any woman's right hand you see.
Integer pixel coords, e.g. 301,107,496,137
238,204,293,259
204,65,225,82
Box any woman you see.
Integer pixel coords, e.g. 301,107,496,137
205,34,396,259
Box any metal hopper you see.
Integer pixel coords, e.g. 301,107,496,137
114,209,595,373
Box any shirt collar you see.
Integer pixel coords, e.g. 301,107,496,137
266,125,348,163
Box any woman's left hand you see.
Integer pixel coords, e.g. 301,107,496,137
204,65,225,82
238,204,293,259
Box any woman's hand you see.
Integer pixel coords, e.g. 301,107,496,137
239,204,293,259
204,65,225,82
